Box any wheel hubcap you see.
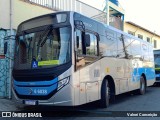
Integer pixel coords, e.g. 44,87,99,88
141,80,145,91
140,77,145,92
106,84,110,99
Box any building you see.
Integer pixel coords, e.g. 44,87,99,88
124,21,160,50
106,0,125,30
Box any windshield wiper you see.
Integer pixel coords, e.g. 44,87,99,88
37,25,53,47
40,29,53,47
36,25,53,60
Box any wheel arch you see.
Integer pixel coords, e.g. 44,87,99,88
101,75,116,99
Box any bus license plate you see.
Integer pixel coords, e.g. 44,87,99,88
25,100,37,105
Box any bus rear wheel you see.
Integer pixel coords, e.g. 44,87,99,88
139,76,146,95
100,79,110,108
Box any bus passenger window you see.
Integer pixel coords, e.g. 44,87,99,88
86,33,98,56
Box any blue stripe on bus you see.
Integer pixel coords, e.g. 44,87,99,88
14,78,58,96
132,67,155,82
14,83,57,96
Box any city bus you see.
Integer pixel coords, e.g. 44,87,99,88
12,11,155,108
154,50,160,83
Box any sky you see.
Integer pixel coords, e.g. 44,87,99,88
79,0,160,35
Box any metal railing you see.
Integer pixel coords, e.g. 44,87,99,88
27,0,75,11
91,12,108,24
26,0,105,17
23,0,123,30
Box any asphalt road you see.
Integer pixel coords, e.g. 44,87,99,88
1,84,160,120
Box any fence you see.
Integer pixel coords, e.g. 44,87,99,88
26,0,106,18
25,0,123,30
0,30,13,98
27,0,75,11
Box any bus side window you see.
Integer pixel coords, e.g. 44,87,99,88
149,46,154,62
75,29,99,70
85,33,98,56
142,43,149,61
75,29,83,55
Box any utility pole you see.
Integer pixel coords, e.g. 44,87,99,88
9,0,13,99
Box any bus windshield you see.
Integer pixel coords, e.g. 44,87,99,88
14,26,71,70
155,54,160,68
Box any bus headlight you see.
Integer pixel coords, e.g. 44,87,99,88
57,77,70,90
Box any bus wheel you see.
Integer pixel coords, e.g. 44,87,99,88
139,76,146,95
100,79,110,108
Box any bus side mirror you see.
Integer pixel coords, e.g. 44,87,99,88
4,42,8,54
85,34,90,47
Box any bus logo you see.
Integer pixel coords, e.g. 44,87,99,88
29,88,33,95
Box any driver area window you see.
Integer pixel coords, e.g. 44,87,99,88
75,29,98,69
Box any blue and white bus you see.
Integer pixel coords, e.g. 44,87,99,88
154,50,160,83
12,11,155,108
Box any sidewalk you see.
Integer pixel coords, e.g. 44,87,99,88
0,98,23,111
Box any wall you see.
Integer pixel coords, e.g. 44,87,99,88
13,0,54,30
0,0,10,29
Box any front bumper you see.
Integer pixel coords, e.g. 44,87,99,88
12,83,74,106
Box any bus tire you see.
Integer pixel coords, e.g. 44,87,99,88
100,79,110,108
139,76,146,95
